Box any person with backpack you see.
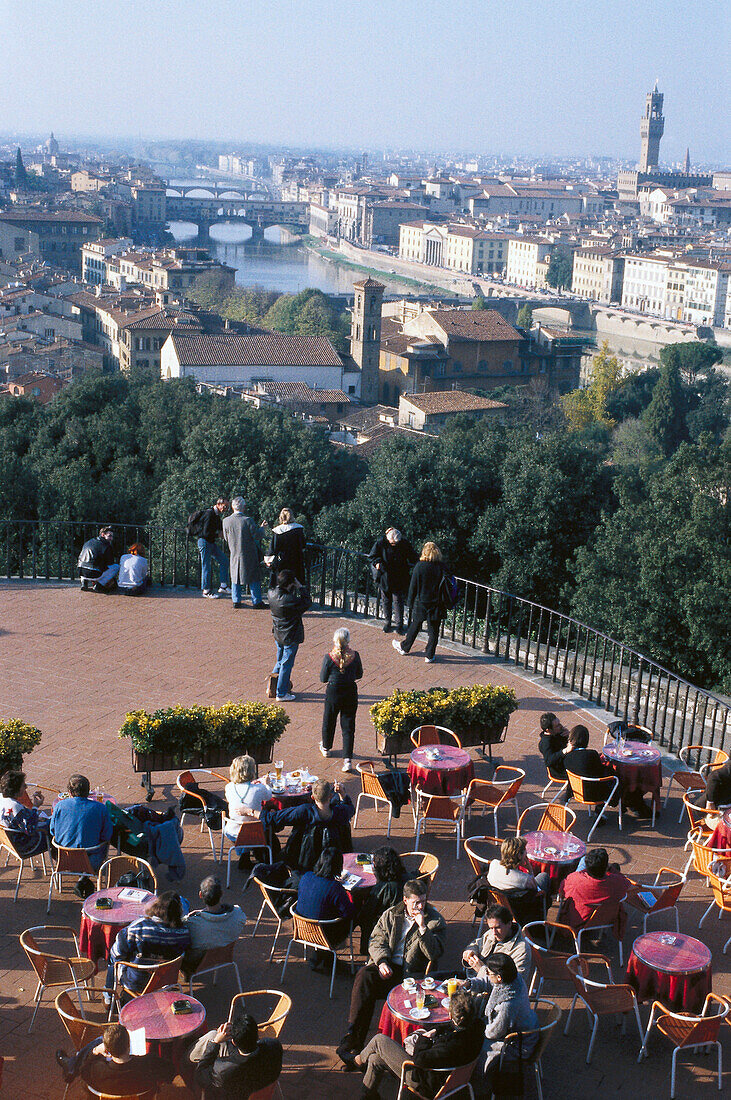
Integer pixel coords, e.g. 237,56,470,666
392,542,450,664
188,498,231,599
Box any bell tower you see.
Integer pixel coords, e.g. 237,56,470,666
639,83,664,172
350,276,384,404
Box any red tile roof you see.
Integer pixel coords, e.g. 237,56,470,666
426,309,521,342
402,390,507,414
168,332,342,367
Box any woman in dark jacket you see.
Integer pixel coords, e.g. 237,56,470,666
266,507,306,584
393,542,446,664
368,527,417,634
319,628,363,772
356,847,407,954
297,846,355,967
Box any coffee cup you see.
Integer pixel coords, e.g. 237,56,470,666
422,976,435,989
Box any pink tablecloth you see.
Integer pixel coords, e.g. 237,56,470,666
408,746,474,796
602,741,662,809
524,830,586,886
626,932,712,1013
342,852,377,890
379,981,451,1043
79,887,153,965
708,810,731,851
119,990,206,1042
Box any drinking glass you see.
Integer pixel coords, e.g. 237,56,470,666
415,989,426,1011
275,760,283,784
446,977,458,1000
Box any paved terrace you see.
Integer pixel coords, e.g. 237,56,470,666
0,581,728,1099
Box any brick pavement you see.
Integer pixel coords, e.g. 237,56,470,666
0,580,728,1098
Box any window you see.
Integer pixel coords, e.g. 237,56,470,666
478,359,488,371
503,359,513,372
453,361,462,373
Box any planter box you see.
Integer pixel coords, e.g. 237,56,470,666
375,723,507,759
130,741,275,799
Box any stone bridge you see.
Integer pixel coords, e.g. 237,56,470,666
165,194,310,238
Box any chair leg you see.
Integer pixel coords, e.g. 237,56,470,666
28,984,44,1033
386,802,393,839
252,899,266,938
535,1061,544,1100
586,1013,599,1063
269,919,283,964
353,793,363,830
564,992,579,1034
233,961,242,993
699,900,715,926
329,951,337,999
13,859,23,902
280,940,293,983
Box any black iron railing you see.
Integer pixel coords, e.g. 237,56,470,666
2,519,728,755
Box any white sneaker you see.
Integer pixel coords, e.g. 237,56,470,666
392,639,406,655
202,590,220,599
218,584,231,594
319,743,330,758
424,657,435,664
342,759,353,773
276,693,295,702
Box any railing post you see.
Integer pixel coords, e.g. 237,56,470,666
560,620,571,688
543,612,554,679
523,604,534,670
514,602,525,666
482,591,492,654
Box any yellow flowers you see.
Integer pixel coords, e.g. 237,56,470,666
0,719,42,763
120,700,290,755
370,684,518,740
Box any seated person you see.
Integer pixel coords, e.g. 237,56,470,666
183,875,247,979
224,753,272,846
558,847,630,935
189,1013,282,1100
538,712,569,779
296,846,355,969
56,1022,173,1091
50,773,113,878
462,904,532,984
355,987,483,1100
468,953,539,1090
77,525,119,591
705,758,731,812
486,837,549,924
117,542,150,595
108,890,191,997
0,770,50,857
356,846,408,954
261,778,355,872
337,879,447,1065
564,723,649,817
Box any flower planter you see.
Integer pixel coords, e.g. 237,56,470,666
131,741,275,801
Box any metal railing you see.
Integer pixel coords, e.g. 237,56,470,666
2,520,728,755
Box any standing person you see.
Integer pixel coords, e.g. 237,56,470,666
222,497,268,609
117,542,150,596
77,526,118,592
319,627,363,773
266,507,306,584
196,498,231,600
393,541,446,664
267,569,311,702
368,527,417,634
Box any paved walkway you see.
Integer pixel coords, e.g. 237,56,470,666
0,582,728,1098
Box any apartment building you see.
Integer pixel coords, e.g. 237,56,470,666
621,253,673,315
398,222,508,274
571,247,625,303
505,236,553,288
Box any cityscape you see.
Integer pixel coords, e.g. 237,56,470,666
1,3,730,1099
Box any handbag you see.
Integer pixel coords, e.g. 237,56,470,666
492,1031,525,1097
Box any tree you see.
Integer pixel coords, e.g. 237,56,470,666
660,341,722,386
14,147,27,186
605,367,660,423
471,296,488,310
545,252,573,290
516,305,533,329
561,343,622,431
642,360,688,457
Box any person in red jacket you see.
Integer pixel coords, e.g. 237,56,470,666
558,848,630,938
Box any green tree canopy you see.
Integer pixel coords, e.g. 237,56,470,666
516,305,533,329
642,359,688,457
545,252,573,289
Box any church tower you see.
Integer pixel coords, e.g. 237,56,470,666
639,83,665,172
350,277,384,404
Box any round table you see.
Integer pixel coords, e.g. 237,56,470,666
408,746,474,796
341,851,377,890
379,980,451,1043
264,773,316,811
120,989,206,1042
626,931,712,1013
524,830,586,887
707,808,731,851
79,887,153,965
602,741,662,810
52,793,117,810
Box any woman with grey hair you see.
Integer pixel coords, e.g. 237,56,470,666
368,526,417,634
224,755,272,841
319,627,363,772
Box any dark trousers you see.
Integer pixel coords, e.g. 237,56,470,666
383,589,405,629
322,686,358,757
346,961,404,1047
402,608,442,660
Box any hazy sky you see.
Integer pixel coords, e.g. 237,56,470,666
3,0,729,162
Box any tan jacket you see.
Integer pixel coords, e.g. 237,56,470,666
368,901,446,975
465,923,532,983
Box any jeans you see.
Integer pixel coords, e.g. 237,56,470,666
197,538,229,593
272,642,298,698
231,579,263,606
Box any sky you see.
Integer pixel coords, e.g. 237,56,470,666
3,0,730,162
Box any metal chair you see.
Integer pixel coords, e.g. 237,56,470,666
55,988,109,1099
109,954,183,1018
663,744,729,818
20,925,96,1032
280,904,354,999
625,867,686,934
0,823,49,902
410,724,462,749
85,1088,156,1100
698,863,731,951
638,993,729,1098
497,997,562,1100
683,825,727,880
565,770,621,842
228,989,292,1038
603,723,653,746
463,835,501,938
353,761,394,837
176,768,228,859
517,802,577,836
250,875,298,963
522,920,579,999
396,1055,480,1100
414,794,464,859
681,788,713,843
576,893,627,965
564,952,643,1063
187,940,243,996
463,768,525,835
220,818,272,888
541,765,568,802
402,850,439,890
47,840,97,912
96,855,158,892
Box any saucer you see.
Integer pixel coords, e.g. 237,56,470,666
409,1007,430,1020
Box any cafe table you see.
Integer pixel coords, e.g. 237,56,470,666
408,746,474,798
378,979,451,1043
602,740,662,812
523,830,586,889
79,886,154,966
120,989,206,1044
264,770,317,811
707,807,731,851
626,931,712,1013
341,851,377,891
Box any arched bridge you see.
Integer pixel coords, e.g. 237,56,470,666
165,194,310,237
166,183,260,200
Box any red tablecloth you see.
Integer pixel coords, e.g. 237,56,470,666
708,810,731,851
626,932,712,1013
262,785,312,811
602,741,662,809
119,990,206,1042
342,852,377,890
79,887,153,965
524,830,586,886
378,980,451,1042
408,746,474,796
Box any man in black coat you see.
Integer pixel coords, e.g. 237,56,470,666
268,569,311,701
192,1015,282,1100
538,712,569,778
77,526,118,591
197,497,231,599
368,527,417,634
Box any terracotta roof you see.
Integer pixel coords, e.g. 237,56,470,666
0,210,102,225
352,277,385,290
426,309,521,342
168,331,342,367
401,391,507,414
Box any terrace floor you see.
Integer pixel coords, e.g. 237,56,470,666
0,580,728,1099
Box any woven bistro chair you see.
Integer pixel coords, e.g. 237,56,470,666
517,802,577,836
497,998,562,1100
522,920,579,1000
108,954,183,1018
176,769,228,859
414,794,464,859
463,768,525,836
402,850,439,891
565,770,621,842
410,725,462,749
395,1055,480,1100
0,823,49,902
638,993,729,1098
250,876,298,964
625,867,686,935
280,904,354,999
353,761,395,837
20,925,96,1033
220,818,272,888
698,863,731,952
187,939,243,997
228,989,292,1038
96,855,158,892
564,952,643,1063
663,745,729,818
55,988,109,1100
47,840,97,912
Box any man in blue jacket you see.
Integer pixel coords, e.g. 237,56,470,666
50,774,113,886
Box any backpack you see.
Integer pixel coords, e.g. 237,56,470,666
438,571,459,613
186,509,206,540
